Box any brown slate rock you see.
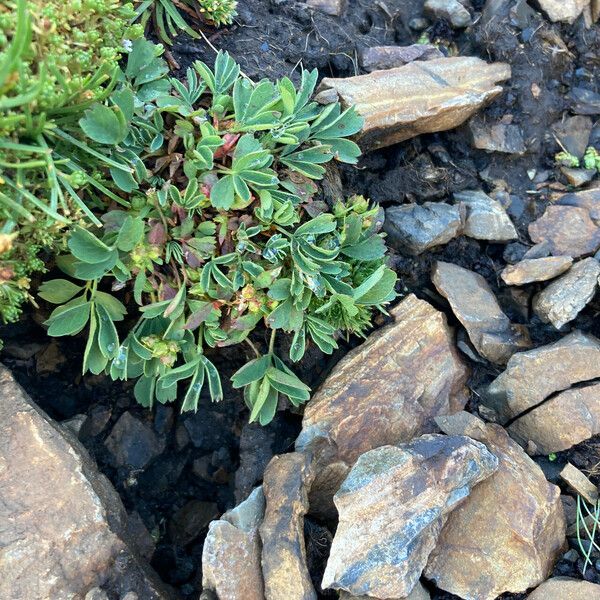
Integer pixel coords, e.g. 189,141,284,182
533,257,600,328
432,261,531,364
551,115,593,157
338,581,430,600
359,45,443,72
305,0,346,16
537,0,589,23
426,412,567,600
260,452,316,600
455,189,518,241
295,294,469,518
485,331,600,423
560,463,599,504
557,186,600,222
527,577,600,599
509,383,600,455
202,487,265,600
317,57,511,150
0,365,169,600
528,205,600,258
322,435,498,598
501,256,573,285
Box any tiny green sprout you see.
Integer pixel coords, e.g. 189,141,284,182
548,453,557,462
555,151,580,168
583,146,600,172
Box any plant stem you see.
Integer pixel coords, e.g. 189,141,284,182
268,328,276,355
244,337,261,359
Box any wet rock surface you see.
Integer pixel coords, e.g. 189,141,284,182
296,294,469,517
384,202,463,255
317,57,511,150
426,412,566,600
533,257,600,328
322,435,498,598
501,256,574,285
432,261,531,364
0,365,170,600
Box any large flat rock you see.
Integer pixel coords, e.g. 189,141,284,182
0,365,169,600
426,413,566,600
501,256,573,286
317,57,510,150
295,294,469,517
527,576,600,599
322,435,498,598
432,261,531,364
484,331,600,424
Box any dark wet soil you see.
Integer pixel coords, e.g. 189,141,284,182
2,0,600,598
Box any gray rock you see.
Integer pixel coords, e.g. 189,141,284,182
0,365,170,600
501,256,573,285
322,435,498,598
169,500,219,546
104,412,165,470
339,582,430,599
469,117,526,154
561,167,596,187
552,116,593,158
528,205,600,259
484,331,600,423
424,0,471,27
557,187,600,222
384,203,463,255
359,45,443,72
202,487,265,600
509,383,600,455
306,0,346,16
234,422,274,503
533,257,600,328
560,463,598,505
455,190,518,242
568,87,600,116
432,261,532,364
537,0,588,23
85,589,109,600
527,577,600,599
426,412,566,600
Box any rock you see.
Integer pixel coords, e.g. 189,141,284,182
168,500,219,546
202,487,265,600
81,404,112,438
0,365,169,600
455,190,518,242
537,0,588,23
527,576,600,599
560,463,599,504
383,203,463,255
432,261,531,364
36,341,67,374
557,187,600,222
62,413,87,437
305,0,346,16
104,412,164,470
508,383,600,455
561,167,596,187
85,588,109,600
469,117,526,154
322,435,498,598
568,87,600,116
533,257,600,328
126,511,155,561
260,452,316,600
295,294,469,518
552,116,593,157
339,582,430,600
424,0,471,27
234,422,275,503
501,256,573,285
426,412,567,600
485,331,600,424
317,57,511,150
359,45,443,72
528,205,600,259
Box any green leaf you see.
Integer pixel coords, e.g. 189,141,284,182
79,103,127,145
249,376,272,422
181,365,205,412
38,279,83,304
110,167,138,193
355,267,397,306
266,366,310,392
116,216,145,252
203,357,223,402
134,375,156,408
94,292,127,321
95,303,119,359
342,234,386,261
69,227,114,264
231,355,271,388
83,309,109,375
290,327,306,362
46,296,91,337
210,175,235,210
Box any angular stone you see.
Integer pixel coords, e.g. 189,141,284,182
561,167,596,187
169,500,219,546
339,581,430,600
455,190,518,242
501,256,573,285
432,261,531,364
296,294,469,517
359,45,443,72
551,115,593,158
533,257,600,328
306,0,346,16
202,487,265,600
527,577,600,599
560,463,598,504
528,205,600,259
568,87,600,116
234,422,274,503
509,383,600,455
384,202,463,255
0,365,168,600
260,453,316,600
323,435,498,598
537,0,588,23
426,413,566,600
424,0,471,26
557,187,600,222
485,331,600,423
469,117,526,154
317,57,511,150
